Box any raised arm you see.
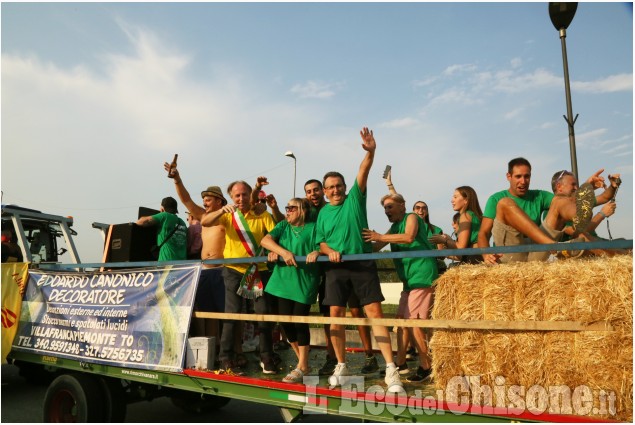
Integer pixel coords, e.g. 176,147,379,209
265,194,285,223
594,172,621,205
384,167,397,195
356,127,376,193
163,163,206,221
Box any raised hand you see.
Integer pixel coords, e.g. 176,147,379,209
360,127,376,153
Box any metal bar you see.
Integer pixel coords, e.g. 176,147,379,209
559,27,579,180
37,238,633,270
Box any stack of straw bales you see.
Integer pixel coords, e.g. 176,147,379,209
430,254,632,421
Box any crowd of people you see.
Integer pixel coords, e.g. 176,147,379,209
138,127,622,392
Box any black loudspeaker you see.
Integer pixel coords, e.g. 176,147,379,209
109,223,157,262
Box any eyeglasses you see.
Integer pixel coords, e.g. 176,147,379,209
285,205,299,212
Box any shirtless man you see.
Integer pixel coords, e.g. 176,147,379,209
164,163,227,339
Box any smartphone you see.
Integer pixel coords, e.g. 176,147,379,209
382,165,391,179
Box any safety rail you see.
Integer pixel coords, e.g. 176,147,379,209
37,238,632,271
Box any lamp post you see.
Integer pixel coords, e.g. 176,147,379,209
284,151,296,197
549,2,579,180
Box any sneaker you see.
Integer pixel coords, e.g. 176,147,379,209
380,363,409,376
405,346,417,361
406,366,432,383
318,356,338,376
573,182,596,233
328,363,350,388
360,355,379,374
260,357,279,375
384,366,405,393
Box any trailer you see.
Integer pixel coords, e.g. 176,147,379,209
2,205,632,422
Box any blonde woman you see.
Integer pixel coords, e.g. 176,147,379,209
261,198,320,383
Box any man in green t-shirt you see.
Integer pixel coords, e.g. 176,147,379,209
136,197,187,261
316,127,404,394
363,193,438,383
478,157,618,264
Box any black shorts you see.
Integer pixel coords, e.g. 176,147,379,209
318,277,361,314
194,268,225,313
322,260,384,307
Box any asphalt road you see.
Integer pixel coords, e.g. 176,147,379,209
1,363,356,423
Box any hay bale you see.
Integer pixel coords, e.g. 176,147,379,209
431,254,633,421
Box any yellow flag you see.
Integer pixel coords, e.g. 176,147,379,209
1,263,29,363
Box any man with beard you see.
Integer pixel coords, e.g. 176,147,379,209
165,163,228,341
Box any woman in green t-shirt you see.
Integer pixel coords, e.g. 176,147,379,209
261,198,320,384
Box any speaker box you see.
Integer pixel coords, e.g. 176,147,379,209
109,223,157,262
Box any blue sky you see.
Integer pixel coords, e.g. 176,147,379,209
2,2,632,263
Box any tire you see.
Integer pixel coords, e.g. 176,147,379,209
170,392,231,413
99,377,128,422
43,373,105,422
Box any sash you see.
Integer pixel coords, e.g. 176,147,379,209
232,211,264,299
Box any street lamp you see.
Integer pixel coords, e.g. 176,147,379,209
284,151,296,198
549,2,579,180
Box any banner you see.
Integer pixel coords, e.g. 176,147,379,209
1,263,29,363
11,265,201,372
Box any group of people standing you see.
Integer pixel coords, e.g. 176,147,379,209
138,127,621,393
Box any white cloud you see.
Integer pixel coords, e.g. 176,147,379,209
442,63,477,76
412,76,437,87
379,117,419,129
290,80,344,99
510,57,522,68
504,108,523,120
572,73,633,93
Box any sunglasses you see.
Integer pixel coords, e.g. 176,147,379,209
285,205,299,212
258,199,267,204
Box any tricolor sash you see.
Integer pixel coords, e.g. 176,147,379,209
232,210,264,299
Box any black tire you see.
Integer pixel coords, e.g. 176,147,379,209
43,373,105,422
170,392,231,413
98,377,128,422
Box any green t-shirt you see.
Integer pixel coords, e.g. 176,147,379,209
306,205,321,223
316,180,371,254
389,213,438,290
152,212,187,261
483,190,554,225
264,221,320,305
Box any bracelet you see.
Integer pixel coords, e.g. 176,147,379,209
599,211,607,219
387,184,394,187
